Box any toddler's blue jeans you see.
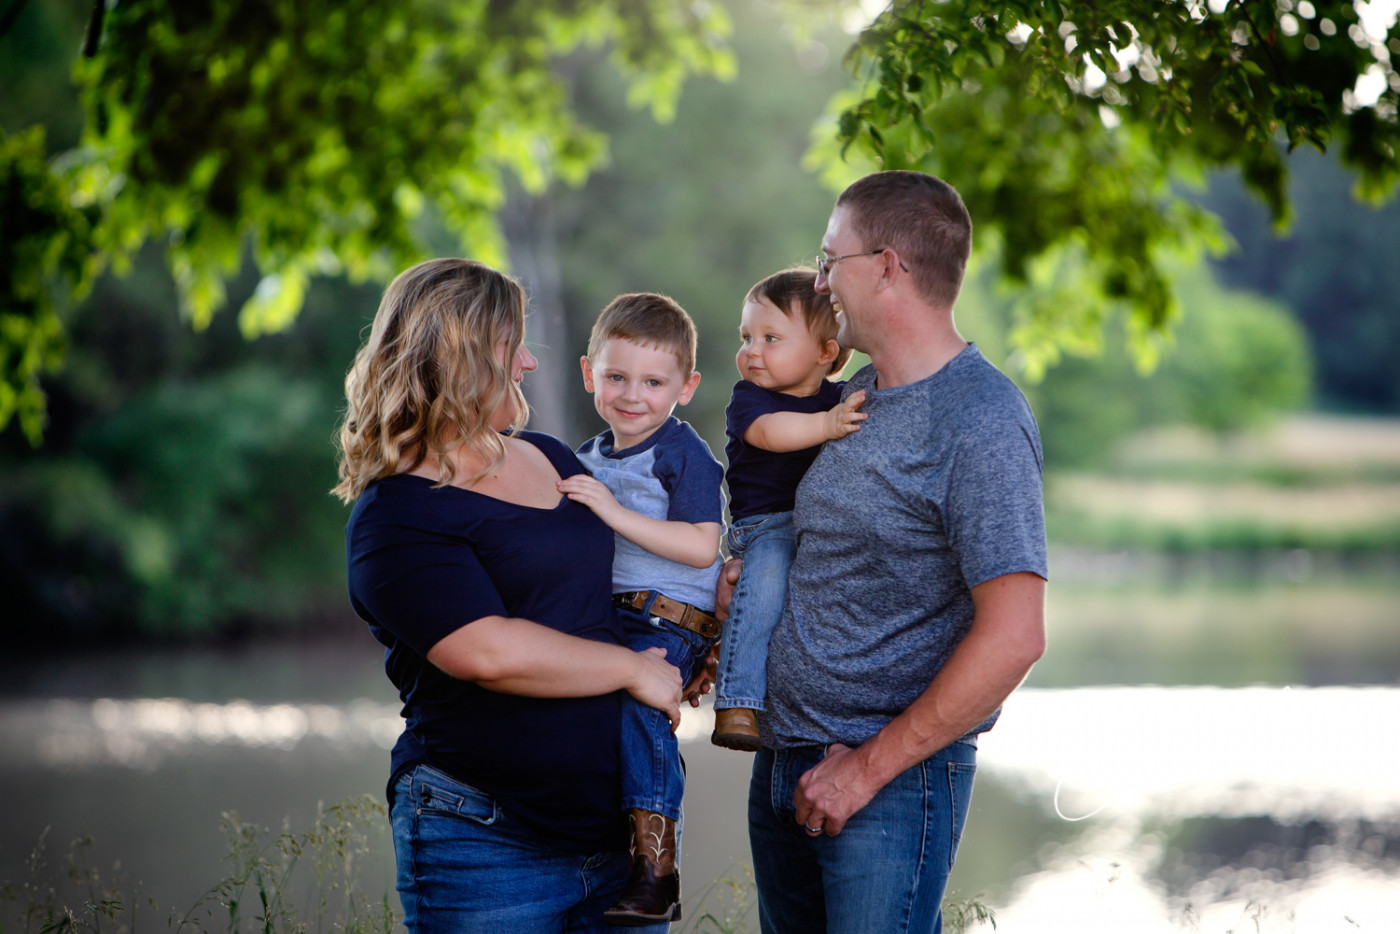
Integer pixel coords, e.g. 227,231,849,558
715,511,795,711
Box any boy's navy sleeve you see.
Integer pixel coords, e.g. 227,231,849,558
654,423,724,525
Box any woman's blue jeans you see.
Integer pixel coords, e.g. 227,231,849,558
390,764,669,934
617,598,712,820
715,511,795,711
747,742,977,934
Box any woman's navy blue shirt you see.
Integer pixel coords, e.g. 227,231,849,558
345,431,625,852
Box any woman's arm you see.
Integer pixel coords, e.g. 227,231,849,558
557,474,722,568
744,390,867,453
426,615,684,729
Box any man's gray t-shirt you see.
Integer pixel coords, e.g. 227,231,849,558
762,344,1048,749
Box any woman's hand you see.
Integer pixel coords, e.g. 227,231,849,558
629,646,684,731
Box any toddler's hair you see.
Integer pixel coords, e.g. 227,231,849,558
587,292,697,376
744,268,852,376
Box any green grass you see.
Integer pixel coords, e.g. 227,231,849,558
1,801,1001,934
1,797,395,934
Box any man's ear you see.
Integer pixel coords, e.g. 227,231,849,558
579,355,595,393
874,249,899,290
678,370,702,405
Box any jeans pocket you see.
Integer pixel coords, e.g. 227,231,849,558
416,765,500,825
726,523,751,557
945,760,977,869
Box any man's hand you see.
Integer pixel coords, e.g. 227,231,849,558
683,645,718,708
715,557,742,622
792,742,880,837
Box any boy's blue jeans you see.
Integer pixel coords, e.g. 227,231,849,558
617,595,713,820
715,511,795,711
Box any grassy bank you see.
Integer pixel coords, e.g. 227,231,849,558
1046,415,1400,553
0,801,996,934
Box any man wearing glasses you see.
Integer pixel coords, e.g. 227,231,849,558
723,170,1048,934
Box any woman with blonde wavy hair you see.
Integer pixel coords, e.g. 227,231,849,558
336,258,684,934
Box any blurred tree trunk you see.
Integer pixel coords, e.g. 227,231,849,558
503,189,573,441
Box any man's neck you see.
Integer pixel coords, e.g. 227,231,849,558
868,313,968,390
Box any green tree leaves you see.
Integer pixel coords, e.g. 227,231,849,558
3,0,734,438
1,126,99,444
815,0,1398,371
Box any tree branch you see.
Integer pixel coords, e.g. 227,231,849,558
0,0,30,44
82,0,104,58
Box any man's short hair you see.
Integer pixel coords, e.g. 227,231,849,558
745,267,853,377
587,292,698,376
836,171,972,310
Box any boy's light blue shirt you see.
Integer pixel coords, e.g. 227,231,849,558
576,416,725,611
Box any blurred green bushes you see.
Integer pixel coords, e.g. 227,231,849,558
0,256,375,645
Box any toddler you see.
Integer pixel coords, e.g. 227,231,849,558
711,267,866,750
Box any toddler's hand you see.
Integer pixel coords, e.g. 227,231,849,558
825,390,868,440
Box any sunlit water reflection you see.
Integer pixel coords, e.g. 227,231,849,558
2,686,1397,930
984,687,1400,931
0,697,403,767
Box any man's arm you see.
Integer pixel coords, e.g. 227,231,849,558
792,571,1046,835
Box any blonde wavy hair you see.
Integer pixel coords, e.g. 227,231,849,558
332,258,529,503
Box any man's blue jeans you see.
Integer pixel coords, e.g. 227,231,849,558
617,597,713,819
747,742,977,934
715,511,795,711
390,764,669,934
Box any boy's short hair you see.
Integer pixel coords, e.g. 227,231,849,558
587,292,698,376
744,267,853,376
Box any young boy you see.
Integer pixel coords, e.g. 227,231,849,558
557,292,724,926
711,267,866,750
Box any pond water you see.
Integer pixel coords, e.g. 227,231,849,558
2,564,1398,932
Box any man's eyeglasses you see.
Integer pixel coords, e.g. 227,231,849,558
816,249,909,277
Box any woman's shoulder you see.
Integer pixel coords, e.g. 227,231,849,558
512,429,585,476
345,474,441,551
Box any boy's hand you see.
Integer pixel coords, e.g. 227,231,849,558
823,389,868,441
556,474,624,526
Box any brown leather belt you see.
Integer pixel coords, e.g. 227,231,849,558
614,591,721,641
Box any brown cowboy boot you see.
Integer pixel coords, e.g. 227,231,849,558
603,808,681,926
711,707,762,751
